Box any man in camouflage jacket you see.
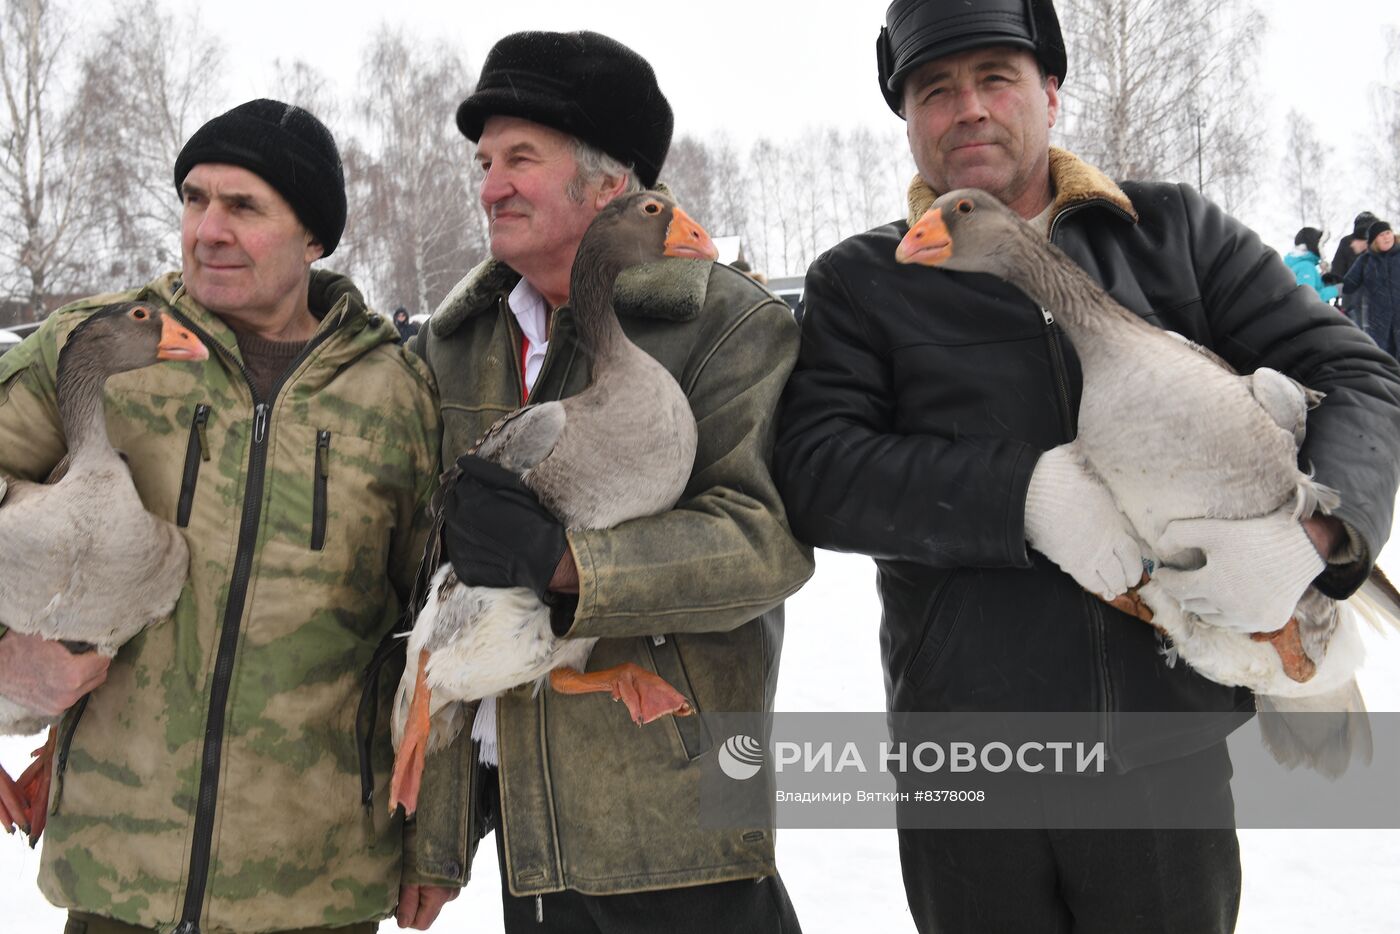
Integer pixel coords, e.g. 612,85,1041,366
0,101,440,934
397,31,813,934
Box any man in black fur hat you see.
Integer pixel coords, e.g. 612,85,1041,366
775,1,1400,931
396,30,811,934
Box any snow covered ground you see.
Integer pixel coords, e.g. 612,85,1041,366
3,516,1398,932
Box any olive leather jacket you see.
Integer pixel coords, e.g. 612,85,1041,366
775,150,1400,770
404,256,814,895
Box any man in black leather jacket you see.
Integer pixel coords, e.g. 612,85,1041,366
774,1,1400,932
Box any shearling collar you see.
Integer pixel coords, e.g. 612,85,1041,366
429,256,712,339
905,147,1139,227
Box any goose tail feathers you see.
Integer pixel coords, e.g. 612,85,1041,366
1256,683,1372,779
1350,567,1400,636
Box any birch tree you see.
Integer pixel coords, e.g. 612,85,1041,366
1056,0,1266,213
0,0,95,320
345,30,484,314
1371,28,1400,217
1280,110,1330,228
75,0,224,290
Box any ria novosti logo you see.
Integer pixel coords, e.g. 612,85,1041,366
718,734,764,780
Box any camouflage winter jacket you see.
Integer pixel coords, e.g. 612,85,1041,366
404,257,814,896
0,271,440,933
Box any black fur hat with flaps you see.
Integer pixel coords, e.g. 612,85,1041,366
877,0,1067,115
456,31,673,189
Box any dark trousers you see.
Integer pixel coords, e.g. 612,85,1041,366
896,744,1241,934
483,767,802,934
65,912,376,934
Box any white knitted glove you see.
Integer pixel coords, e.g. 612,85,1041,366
1152,509,1325,632
1024,444,1143,601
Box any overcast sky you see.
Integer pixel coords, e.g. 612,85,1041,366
149,0,1399,252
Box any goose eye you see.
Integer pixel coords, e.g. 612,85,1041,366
956,199,974,215
131,306,149,320
642,201,662,215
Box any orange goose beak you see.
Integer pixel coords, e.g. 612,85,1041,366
896,208,954,266
663,207,719,261
157,314,209,362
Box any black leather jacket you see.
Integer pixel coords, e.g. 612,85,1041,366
774,160,1400,769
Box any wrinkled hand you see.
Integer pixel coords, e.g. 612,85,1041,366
1153,509,1325,632
0,631,109,716
1024,444,1143,601
442,454,568,599
396,883,460,930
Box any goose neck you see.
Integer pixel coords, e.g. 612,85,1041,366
568,248,630,362
56,355,116,460
1007,238,1126,339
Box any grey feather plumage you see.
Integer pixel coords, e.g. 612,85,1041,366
393,193,702,754
0,305,193,737
921,190,1397,776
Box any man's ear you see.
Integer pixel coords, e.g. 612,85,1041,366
593,173,630,210
1045,75,1061,129
305,231,326,264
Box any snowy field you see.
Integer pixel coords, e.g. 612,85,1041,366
3,508,1399,933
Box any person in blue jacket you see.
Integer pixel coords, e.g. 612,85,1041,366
1344,220,1399,357
1286,227,1340,303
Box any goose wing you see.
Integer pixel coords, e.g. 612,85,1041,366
472,402,566,474
0,487,80,633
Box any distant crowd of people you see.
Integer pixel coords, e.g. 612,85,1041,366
1288,211,1398,357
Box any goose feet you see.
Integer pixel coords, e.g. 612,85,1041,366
1102,573,1316,683
1250,618,1316,683
550,663,694,725
389,650,432,817
0,765,28,837
0,728,56,845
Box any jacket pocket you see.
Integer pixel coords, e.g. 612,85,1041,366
901,570,972,692
646,635,713,760
311,429,330,551
175,403,211,528
48,694,90,816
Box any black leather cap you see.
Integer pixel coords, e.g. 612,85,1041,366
456,31,673,188
877,0,1067,115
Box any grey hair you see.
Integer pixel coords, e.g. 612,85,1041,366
566,137,645,203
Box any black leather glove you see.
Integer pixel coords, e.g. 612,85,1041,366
441,454,567,600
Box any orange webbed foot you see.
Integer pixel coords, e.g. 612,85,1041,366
550,663,694,725
16,730,55,846
1251,617,1316,683
389,650,432,817
0,766,30,837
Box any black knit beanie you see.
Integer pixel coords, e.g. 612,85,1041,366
173,99,347,256
1294,227,1323,256
456,31,673,188
1368,220,1392,246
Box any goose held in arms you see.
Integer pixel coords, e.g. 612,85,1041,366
0,303,207,839
897,189,1400,776
389,191,719,814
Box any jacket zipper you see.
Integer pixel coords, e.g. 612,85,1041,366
507,299,576,403
1047,204,1130,751
1040,308,1075,438
311,429,330,551
169,309,334,934
48,694,91,815
176,404,212,528
1084,594,1116,752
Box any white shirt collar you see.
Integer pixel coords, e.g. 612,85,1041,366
507,277,551,393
